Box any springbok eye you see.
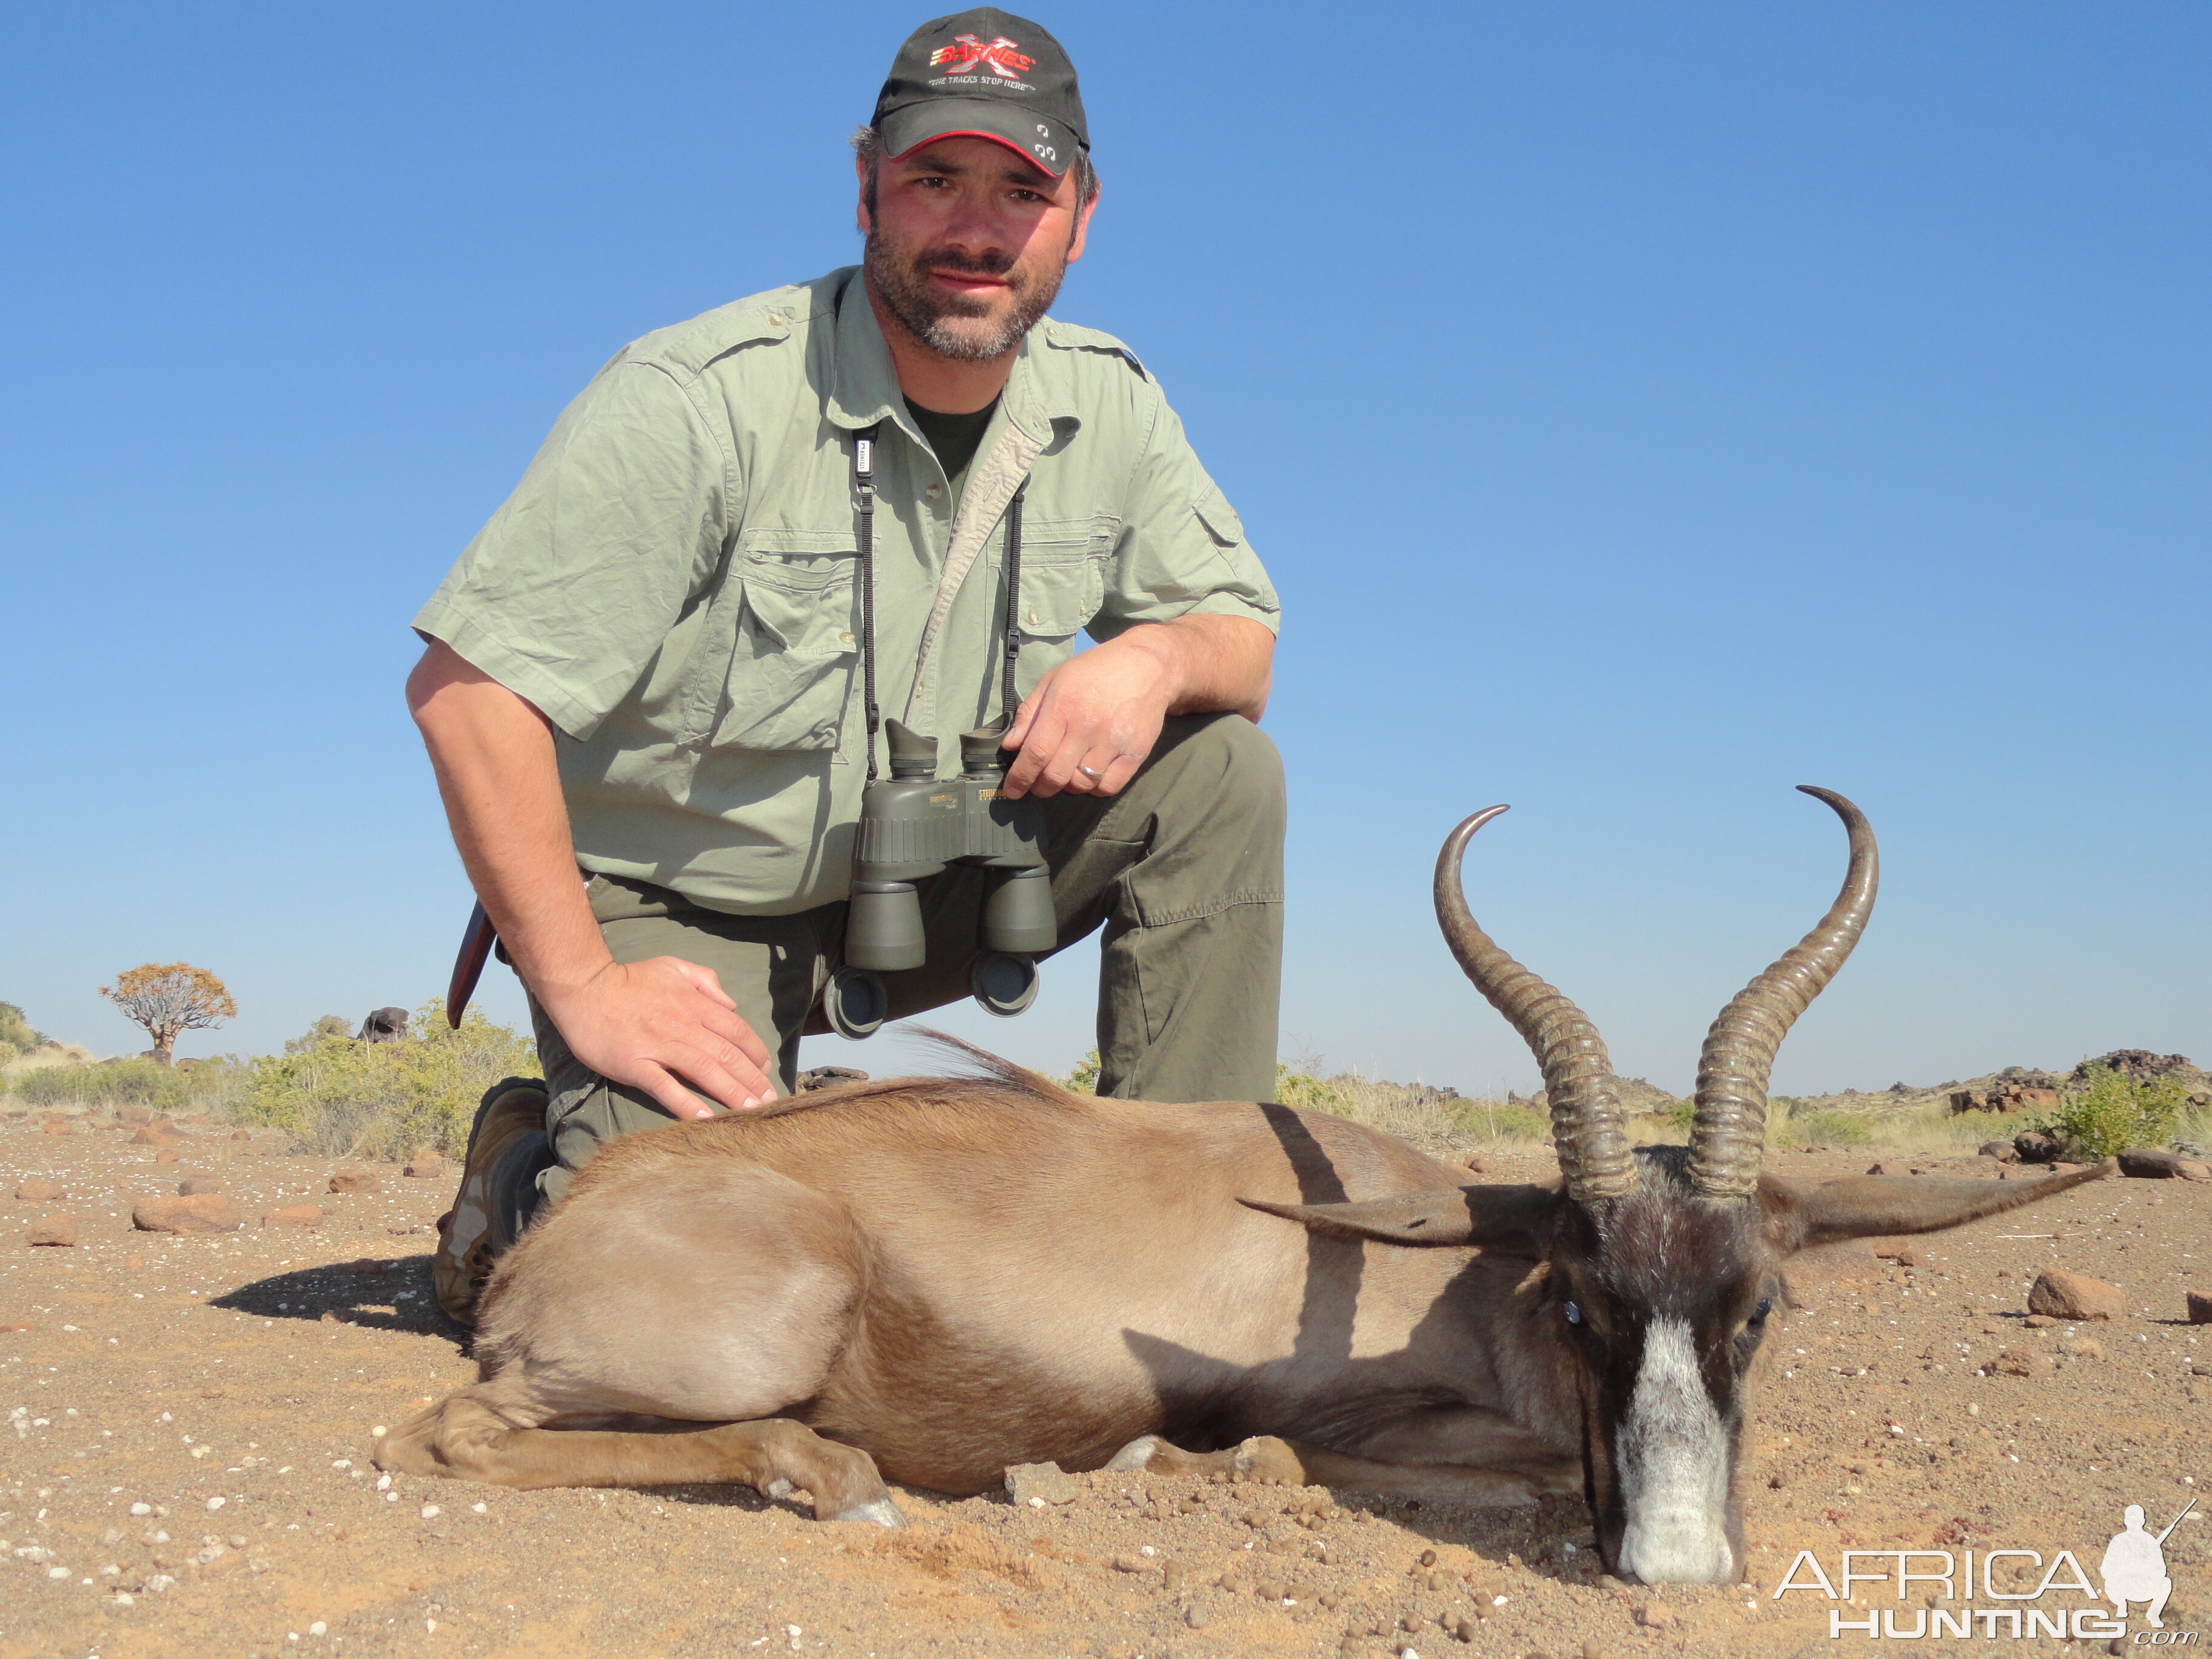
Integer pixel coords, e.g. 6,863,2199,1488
1751,1299,1772,1323
1563,1301,1582,1325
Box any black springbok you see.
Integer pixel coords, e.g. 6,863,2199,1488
378,788,2109,1585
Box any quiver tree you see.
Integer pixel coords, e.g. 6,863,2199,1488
99,962,236,1065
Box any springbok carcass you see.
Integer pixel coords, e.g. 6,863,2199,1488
376,786,2110,1583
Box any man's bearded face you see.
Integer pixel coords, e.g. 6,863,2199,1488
860,141,1083,363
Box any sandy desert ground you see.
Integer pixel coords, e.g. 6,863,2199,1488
2,1104,2207,1659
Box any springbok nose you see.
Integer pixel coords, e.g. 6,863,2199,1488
1618,1515,1735,1584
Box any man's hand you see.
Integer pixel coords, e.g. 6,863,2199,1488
1000,614,1275,799
407,638,779,1116
535,957,777,1121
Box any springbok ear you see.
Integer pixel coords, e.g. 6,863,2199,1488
1239,1185,1558,1249
1765,1158,2116,1252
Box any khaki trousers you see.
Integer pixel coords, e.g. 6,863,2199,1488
515,712,1284,1216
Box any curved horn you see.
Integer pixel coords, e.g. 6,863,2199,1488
1436,808,1637,1203
1688,786,1879,1201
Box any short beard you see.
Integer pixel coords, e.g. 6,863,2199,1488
863,227,1068,364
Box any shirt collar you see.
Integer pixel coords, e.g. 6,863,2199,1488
827,267,1080,447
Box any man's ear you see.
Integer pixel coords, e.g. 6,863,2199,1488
1240,1184,1558,1250
1065,184,1099,264
855,151,874,235
1761,1159,2116,1253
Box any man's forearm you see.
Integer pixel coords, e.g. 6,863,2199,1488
405,641,611,1001
1120,613,1275,722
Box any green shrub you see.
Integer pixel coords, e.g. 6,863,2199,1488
1440,1098,1550,1142
1275,1065,1354,1113
0,1002,43,1050
1784,1110,1874,1147
235,1000,537,1159
15,1055,243,1113
1057,1048,1102,1094
2030,1062,2187,1159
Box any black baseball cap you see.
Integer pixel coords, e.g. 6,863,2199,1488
872,8,1088,179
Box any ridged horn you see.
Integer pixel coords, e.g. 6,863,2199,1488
1435,808,1637,1203
1689,786,1879,1201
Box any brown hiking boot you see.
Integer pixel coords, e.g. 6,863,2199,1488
431,1077,549,1327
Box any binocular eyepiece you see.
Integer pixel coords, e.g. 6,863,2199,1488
823,716,1053,1039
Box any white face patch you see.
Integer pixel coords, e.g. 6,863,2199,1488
1615,1316,1735,1584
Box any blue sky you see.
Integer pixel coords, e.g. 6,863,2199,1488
3,2,2205,1098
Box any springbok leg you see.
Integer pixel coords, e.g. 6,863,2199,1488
1107,1432,1577,1507
375,1388,904,1526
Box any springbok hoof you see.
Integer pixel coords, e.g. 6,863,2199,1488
1104,1436,1162,1472
1230,1435,1305,1486
832,1498,907,1529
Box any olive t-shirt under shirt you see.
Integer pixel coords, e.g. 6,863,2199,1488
903,394,1000,503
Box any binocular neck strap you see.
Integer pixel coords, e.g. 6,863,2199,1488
850,426,1028,776
852,423,882,782
1001,478,1027,730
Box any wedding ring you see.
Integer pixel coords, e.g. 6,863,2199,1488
1078,763,1105,780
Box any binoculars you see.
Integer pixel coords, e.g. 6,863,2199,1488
822,716,1053,1039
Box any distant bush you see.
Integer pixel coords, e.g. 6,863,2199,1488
15,1054,246,1114
1275,1065,1355,1113
2031,1061,2187,1159
1782,1109,1874,1147
0,1002,43,1050
235,1000,537,1160
1057,1048,1102,1094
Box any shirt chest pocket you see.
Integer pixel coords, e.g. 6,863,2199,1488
1005,514,1119,642
709,530,859,752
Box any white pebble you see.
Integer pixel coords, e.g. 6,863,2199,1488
420,1505,440,1520
426,1620,437,1635
471,1503,486,1514
47,1565,69,1579
374,1473,391,1491
129,1502,152,1516
309,1619,327,1635
113,1591,135,1606
370,1425,386,1436
331,1460,350,1470
385,1492,397,1503
1026,1496,1045,1508
206,1496,226,1511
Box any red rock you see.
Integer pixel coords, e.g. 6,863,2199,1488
1992,1346,2054,1377
132,1194,242,1235
176,1177,223,1196
28,1215,78,1247
115,1105,153,1125
14,1179,63,1202
328,1171,383,1195
42,1122,72,1137
2187,1291,2212,1325
153,1150,182,1165
2028,1267,2123,1322
229,1130,252,1142
130,1123,186,1147
262,1205,323,1229
1637,1602,1679,1629
402,1153,445,1179
0,1321,32,1332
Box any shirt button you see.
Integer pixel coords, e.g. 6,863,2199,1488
768,312,786,326
926,483,942,499
1027,609,1040,625
839,631,854,645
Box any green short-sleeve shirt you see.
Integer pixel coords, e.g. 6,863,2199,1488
414,267,1280,916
